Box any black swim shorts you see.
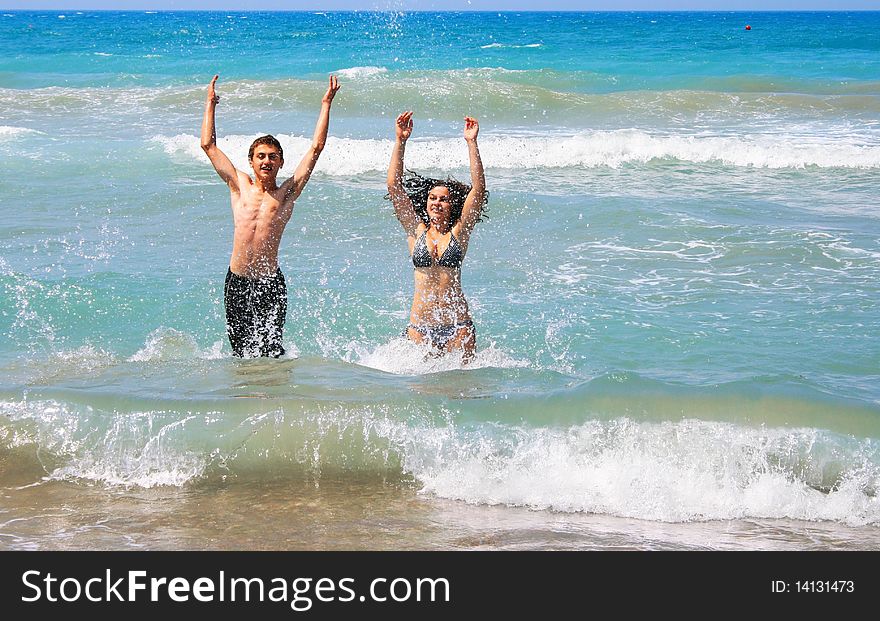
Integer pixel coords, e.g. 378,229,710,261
224,268,287,358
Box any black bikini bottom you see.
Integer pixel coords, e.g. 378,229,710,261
405,320,474,350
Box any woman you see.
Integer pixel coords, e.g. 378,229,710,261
386,111,487,363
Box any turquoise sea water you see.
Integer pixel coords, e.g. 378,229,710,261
1,11,879,549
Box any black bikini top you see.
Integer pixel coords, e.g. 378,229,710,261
412,230,463,269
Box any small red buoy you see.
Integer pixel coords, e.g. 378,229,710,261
745,25,751,30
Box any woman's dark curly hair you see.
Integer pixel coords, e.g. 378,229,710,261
388,170,488,226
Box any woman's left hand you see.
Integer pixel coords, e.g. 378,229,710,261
464,116,479,142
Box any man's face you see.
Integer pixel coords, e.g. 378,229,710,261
251,144,283,181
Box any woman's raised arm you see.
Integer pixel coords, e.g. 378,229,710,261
459,116,486,235
387,111,419,236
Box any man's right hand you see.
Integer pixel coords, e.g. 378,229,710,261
207,74,220,105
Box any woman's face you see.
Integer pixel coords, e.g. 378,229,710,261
426,186,452,226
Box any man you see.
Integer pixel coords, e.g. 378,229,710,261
200,74,340,357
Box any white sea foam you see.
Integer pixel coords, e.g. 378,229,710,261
0,125,43,139
42,346,117,378
0,398,210,488
130,328,203,362
827,242,880,260
335,66,388,79
152,130,880,173
407,418,880,526
129,328,240,362
5,394,879,524
50,440,208,488
480,42,543,49
129,328,297,362
469,130,880,170
351,337,529,375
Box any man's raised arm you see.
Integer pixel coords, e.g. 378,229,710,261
200,75,239,190
281,75,340,202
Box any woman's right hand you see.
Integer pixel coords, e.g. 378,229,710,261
464,116,479,143
395,111,413,142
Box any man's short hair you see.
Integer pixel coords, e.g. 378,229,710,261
248,135,283,160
